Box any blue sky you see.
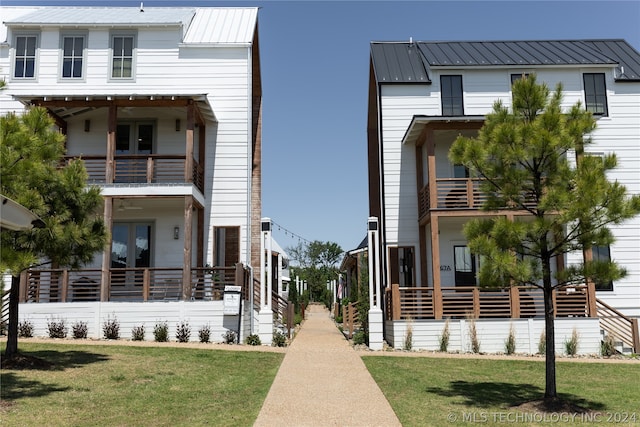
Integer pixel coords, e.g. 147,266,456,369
4,0,640,255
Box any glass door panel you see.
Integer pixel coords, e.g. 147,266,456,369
454,245,476,286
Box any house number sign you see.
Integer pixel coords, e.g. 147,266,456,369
440,265,452,271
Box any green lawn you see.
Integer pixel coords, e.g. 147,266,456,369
2,342,284,427
363,356,640,427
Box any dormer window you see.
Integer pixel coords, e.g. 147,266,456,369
111,34,135,79
14,35,38,78
62,35,85,79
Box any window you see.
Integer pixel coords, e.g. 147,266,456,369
454,245,476,286
62,35,85,78
510,73,530,86
441,75,463,116
214,227,240,267
389,246,415,287
593,245,613,291
583,73,608,116
111,35,135,79
14,35,37,78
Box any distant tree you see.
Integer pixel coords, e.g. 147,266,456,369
1,107,107,360
450,74,640,403
286,240,343,301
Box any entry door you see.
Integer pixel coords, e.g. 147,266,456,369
389,247,415,287
111,223,152,284
116,122,154,182
454,245,476,286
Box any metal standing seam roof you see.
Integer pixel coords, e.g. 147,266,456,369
371,39,640,83
184,8,258,45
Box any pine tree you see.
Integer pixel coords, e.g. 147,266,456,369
1,107,107,360
450,74,640,403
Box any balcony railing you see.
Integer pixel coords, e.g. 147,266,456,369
63,155,204,192
385,284,591,321
21,266,249,303
418,178,537,218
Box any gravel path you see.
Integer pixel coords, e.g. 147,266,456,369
253,304,401,427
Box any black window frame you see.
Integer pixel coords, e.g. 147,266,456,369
440,75,464,116
13,34,38,79
583,73,608,116
593,245,613,291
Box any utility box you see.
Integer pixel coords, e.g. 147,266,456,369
223,285,242,315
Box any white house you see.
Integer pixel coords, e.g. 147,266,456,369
367,39,640,353
0,6,281,343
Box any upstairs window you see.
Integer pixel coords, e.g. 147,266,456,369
583,73,608,116
111,35,135,79
441,75,463,116
14,35,38,78
510,73,530,86
62,35,85,79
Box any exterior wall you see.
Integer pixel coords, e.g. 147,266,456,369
20,301,253,342
385,318,601,355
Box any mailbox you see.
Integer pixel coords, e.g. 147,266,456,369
223,285,242,315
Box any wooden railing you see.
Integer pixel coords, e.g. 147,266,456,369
21,266,247,303
418,178,537,218
343,302,359,339
596,298,639,352
385,285,589,321
63,155,204,192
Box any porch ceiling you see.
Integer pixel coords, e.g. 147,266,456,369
13,93,217,124
402,115,485,146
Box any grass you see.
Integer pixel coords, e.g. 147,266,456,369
2,342,284,426
363,356,640,426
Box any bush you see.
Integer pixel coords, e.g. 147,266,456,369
294,313,303,325
47,317,67,339
272,330,287,347
131,325,145,341
198,324,211,343
353,330,367,346
153,321,169,342
438,319,450,352
565,327,580,356
467,316,480,353
18,319,34,338
403,322,413,351
72,321,88,339
222,330,237,344
601,333,617,357
245,334,261,346
505,324,516,355
176,321,191,343
538,330,546,354
103,315,120,340
335,315,343,323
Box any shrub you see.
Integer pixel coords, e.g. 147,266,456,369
601,333,617,357
198,324,211,343
103,315,120,340
438,319,450,352
245,334,261,346
505,324,516,355
272,330,287,347
565,327,579,356
131,325,145,341
335,315,343,323
222,330,237,344
18,319,34,338
72,321,88,339
353,330,367,346
294,313,303,325
403,321,413,351
176,321,191,343
538,330,546,354
467,316,480,353
153,321,169,342
47,317,67,339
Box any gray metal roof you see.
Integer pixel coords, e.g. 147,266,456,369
371,39,640,83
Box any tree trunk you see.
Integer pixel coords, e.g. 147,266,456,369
541,249,557,401
4,275,21,359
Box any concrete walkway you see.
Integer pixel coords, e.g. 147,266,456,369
254,304,401,427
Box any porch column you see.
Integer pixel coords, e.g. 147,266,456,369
430,215,443,319
259,218,273,345
185,101,195,183
368,216,384,350
182,195,193,300
106,105,117,184
100,196,113,301
197,207,204,267
426,129,437,210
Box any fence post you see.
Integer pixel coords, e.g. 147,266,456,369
19,271,28,303
392,284,401,320
287,302,294,338
632,318,640,354
61,269,69,303
510,286,520,318
586,282,597,317
348,303,355,339
142,268,150,302
473,287,480,318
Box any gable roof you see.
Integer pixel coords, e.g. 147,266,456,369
371,39,640,83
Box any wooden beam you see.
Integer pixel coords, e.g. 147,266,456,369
185,102,195,183
391,283,401,320
430,216,442,319
106,105,117,184
182,195,193,301
426,129,437,210
101,196,113,302
34,98,192,109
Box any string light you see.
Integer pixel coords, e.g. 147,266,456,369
270,219,312,245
